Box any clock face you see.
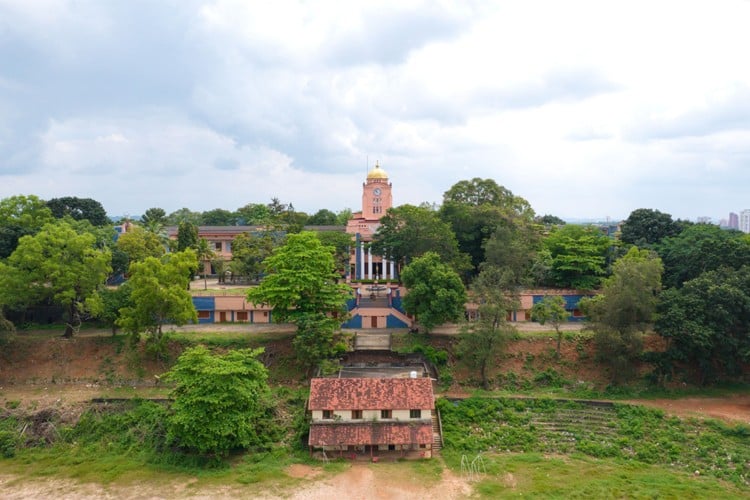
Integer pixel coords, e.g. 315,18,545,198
373,188,381,196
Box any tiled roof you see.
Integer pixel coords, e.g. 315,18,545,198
309,422,432,446
308,377,434,410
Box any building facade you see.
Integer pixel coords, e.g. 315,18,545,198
308,377,435,457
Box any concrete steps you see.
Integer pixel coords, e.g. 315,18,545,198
432,409,442,452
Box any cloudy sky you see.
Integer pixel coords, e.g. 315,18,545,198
2,0,749,222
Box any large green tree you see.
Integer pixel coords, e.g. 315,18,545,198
315,230,353,276
439,178,535,274
201,208,236,226
140,207,167,233
401,252,467,332
164,346,273,456
620,208,683,248
0,221,112,337
542,224,613,290
235,203,271,225
246,232,350,322
372,204,469,274
176,221,199,252
115,225,166,266
655,266,750,385
195,238,216,290
46,196,109,226
656,224,750,289
230,231,277,282
580,247,663,382
307,209,338,226
458,265,516,388
117,250,198,345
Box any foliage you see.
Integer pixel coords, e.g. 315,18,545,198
483,219,541,286
117,250,198,348
535,214,566,226
235,203,271,225
542,224,613,290
201,208,237,226
306,208,338,225
439,178,536,275
46,196,109,226
458,266,516,388
86,282,133,335
314,230,353,275
656,224,750,289
176,221,199,252
115,225,166,266
0,309,15,345
195,238,215,290
372,204,470,274
531,295,568,357
620,208,682,247
246,231,350,323
166,207,203,226
292,313,347,374
401,252,467,332
0,194,54,258
164,345,274,456
581,247,663,382
655,266,750,384
230,231,277,281
0,220,112,337
139,207,167,233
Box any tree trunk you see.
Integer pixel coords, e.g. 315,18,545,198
556,328,562,358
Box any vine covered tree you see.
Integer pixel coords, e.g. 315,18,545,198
164,346,274,456
0,221,112,337
401,252,467,332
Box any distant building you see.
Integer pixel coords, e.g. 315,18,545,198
729,212,739,230
740,210,750,234
696,216,712,224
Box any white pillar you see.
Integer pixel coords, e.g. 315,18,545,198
390,259,395,279
368,247,373,279
359,243,365,280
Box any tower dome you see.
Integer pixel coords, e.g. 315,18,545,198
367,162,388,180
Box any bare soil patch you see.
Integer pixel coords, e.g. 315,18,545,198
629,395,750,424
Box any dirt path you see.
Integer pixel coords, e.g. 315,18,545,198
627,395,750,424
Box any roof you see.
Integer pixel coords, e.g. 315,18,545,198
308,377,434,410
309,422,432,447
366,163,388,179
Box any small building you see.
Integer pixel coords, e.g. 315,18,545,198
308,377,435,458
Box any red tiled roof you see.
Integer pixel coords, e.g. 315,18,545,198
309,422,433,447
308,378,434,411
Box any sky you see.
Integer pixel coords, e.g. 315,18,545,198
1,0,750,222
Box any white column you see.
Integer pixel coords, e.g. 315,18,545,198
383,258,389,280
390,259,395,279
359,243,365,280
368,247,373,279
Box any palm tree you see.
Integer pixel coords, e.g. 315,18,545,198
195,238,216,290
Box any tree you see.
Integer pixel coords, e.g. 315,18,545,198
580,247,663,382
536,214,566,227
0,221,111,337
483,220,541,286
195,238,216,290
246,232,350,322
620,208,682,248
86,283,133,335
230,231,277,282
315,230,353,276
335,208,353,226
292,312,347,374
201,208,236,226
531,295,568,357
655,266,750,384
439,178,535,274
307,209,338,226
542,224,613,290
401,252,467,332
140,207,167,233
0,310,15,346
0,195,55,258
457,266,516,388
235,203,271,225
656,224,750,289
46,196,109,226
117,250,198,347
115,225,166,266
176,221,199,252
166,207,202,225
164,346,273,456
372,204,469,274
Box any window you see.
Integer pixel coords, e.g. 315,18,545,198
225,242,231,252
214,241,222,251
410,409,421,419
236,311,248,321
197,311,210,319
322,410,333,420
352,410,363,419
380,409,392,419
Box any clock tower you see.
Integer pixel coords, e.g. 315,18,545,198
361,162,393,219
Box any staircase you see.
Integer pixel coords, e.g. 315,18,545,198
431,409,443,453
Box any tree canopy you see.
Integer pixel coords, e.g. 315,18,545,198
542,224,612,290
164,346,273,456
46,196,109,226
401,251,467,332
0,195,54,258
620,208,683,248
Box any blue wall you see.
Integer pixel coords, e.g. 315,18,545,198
192,296,215,323
341,315,363,329
386,314,409,328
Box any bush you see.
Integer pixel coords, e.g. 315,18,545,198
0,430,17,458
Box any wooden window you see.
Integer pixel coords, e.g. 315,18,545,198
410,409,421,419
380,409,392,419
214,241,222,251
197,311,210,319
322,410,333,420
236,311,248,321
352,410,363,419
